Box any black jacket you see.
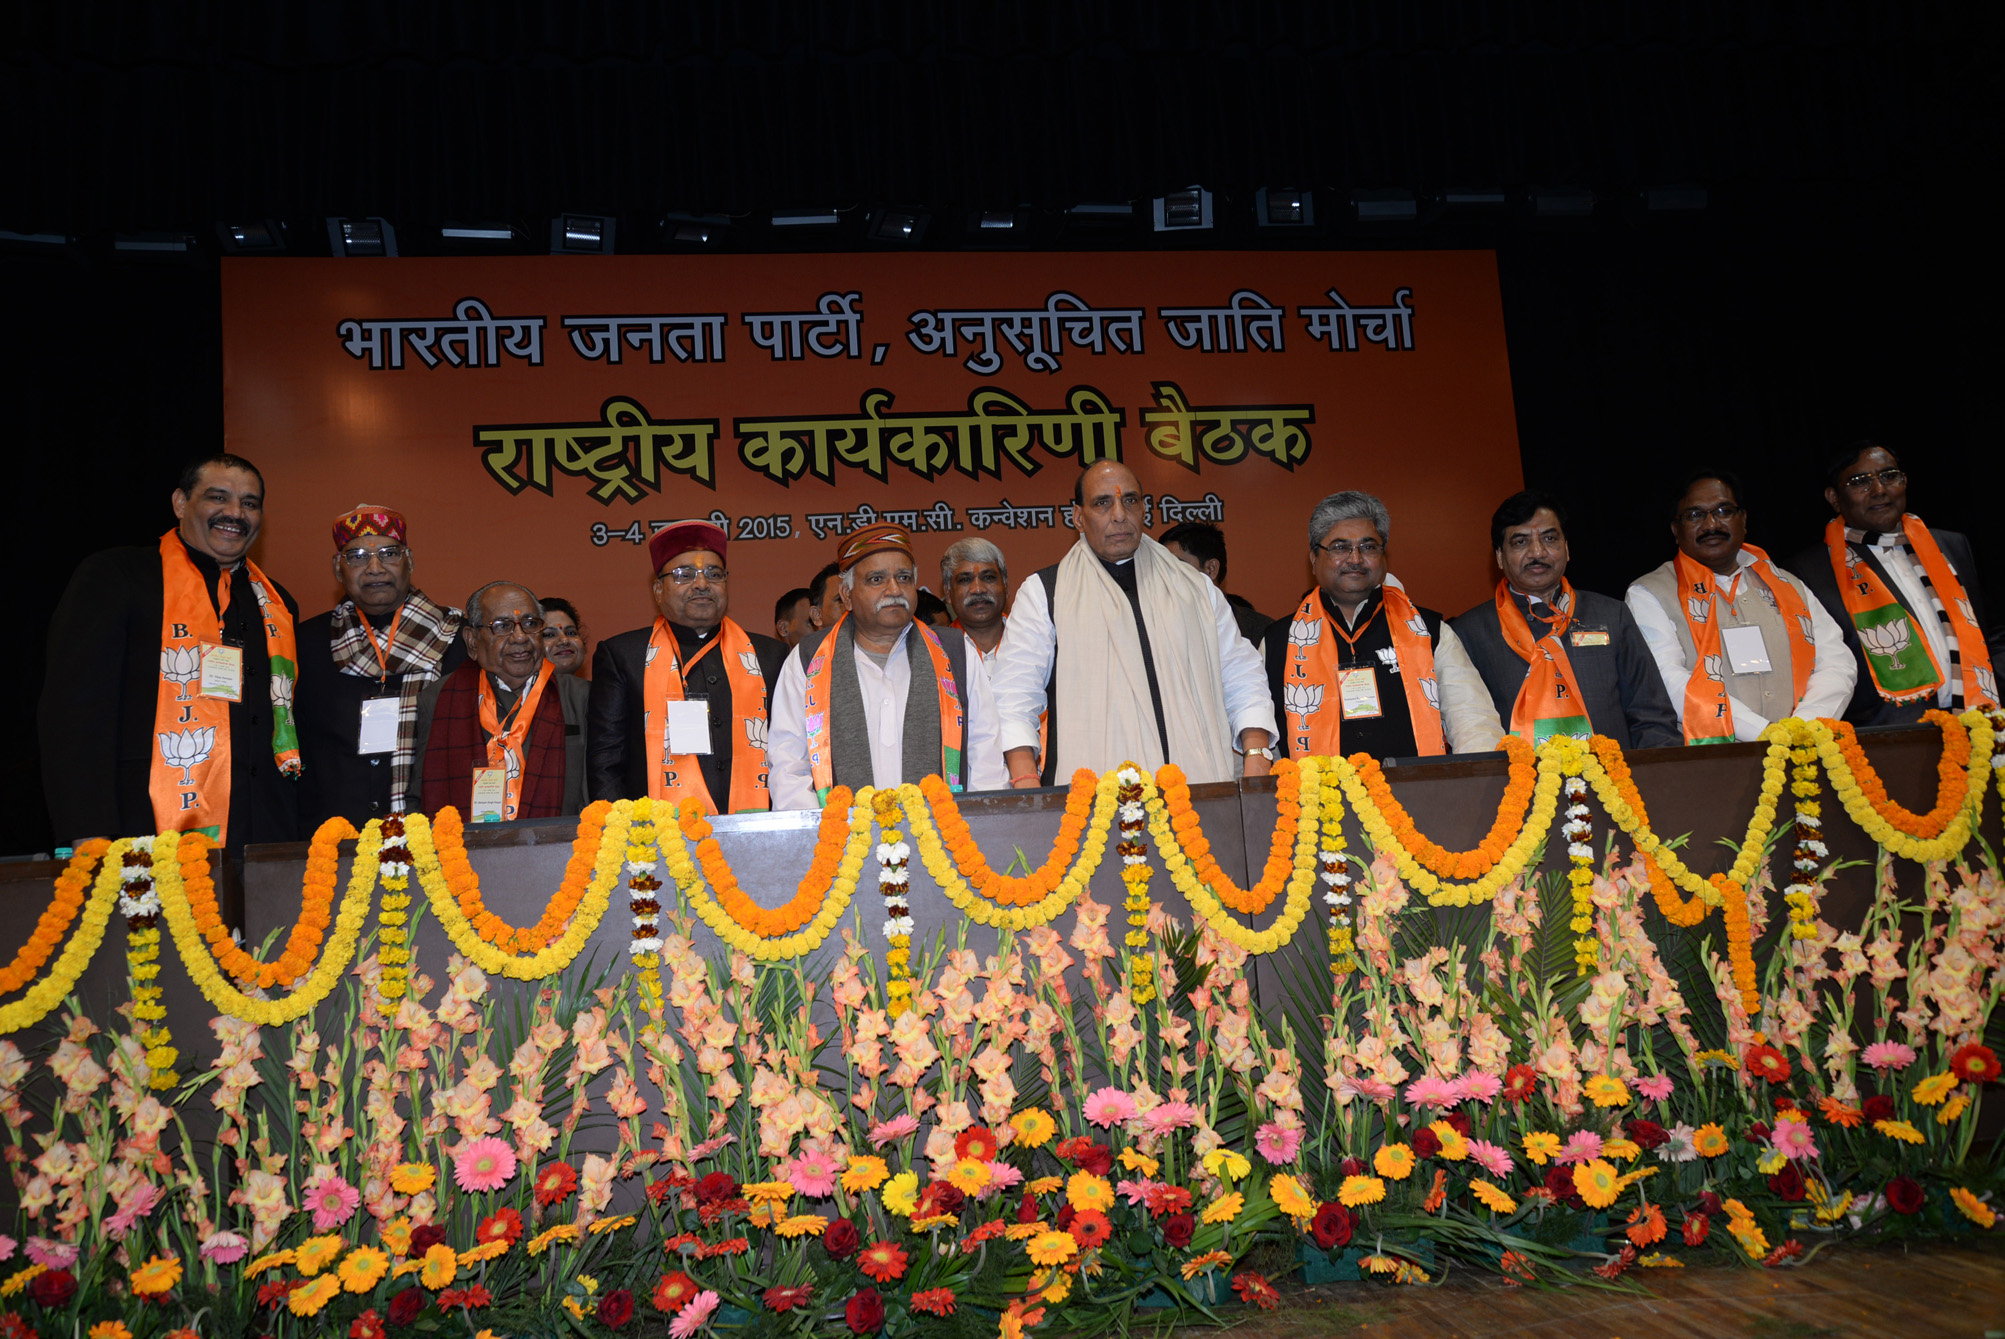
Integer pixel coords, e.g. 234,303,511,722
586,620,788,803
1789,527,2004,726
38,538,302,849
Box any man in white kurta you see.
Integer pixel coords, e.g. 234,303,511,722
991,461,1277,787
768,524,1008,809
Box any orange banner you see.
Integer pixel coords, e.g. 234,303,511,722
222,252,1520,638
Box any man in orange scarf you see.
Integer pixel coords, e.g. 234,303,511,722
1266,491,1502,760
1627,470,1855,741
585,520,789,812
39,453,303,854
1452,491,1681,749
1791,442,2001,725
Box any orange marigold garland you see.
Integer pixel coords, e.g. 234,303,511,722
118,838,176,1089
874,789,915,1017
430,804,607,953
1586,737,1710,927
1118,766,1154,1005
1352,735,1536,880
681,788,850,938
1719,877,1759,1017
1829,711,1967,839
1159,759,1298,916
181,818,347,989
919,771,1093,907
375,815,413,1003
0,839,108,996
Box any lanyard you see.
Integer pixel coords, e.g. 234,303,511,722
360,607,403,682
1327,599,1384,666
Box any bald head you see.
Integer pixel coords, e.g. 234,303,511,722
1074,461,1146,562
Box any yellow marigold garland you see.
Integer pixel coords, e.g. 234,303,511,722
1782,738,1826,942
0,841,107,995
1147,759,1320,955
374,815,413,1004
1561,775,1597,973
626,798,666,1014
117,839,175,1087
0,841,127,1035
1808,712,1992,862
408,806,622,980
1336,744,1562,907
153,825,380,1027
901,773,1113,930
874,790,915,1017
654,792,866,964
1117,766,1156,1003
1320,767,1356,975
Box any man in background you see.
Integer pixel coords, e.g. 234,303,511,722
1161,519,1273,645
772,587,813,647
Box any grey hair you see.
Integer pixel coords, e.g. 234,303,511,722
466,580,542,627
939,536,1008,589
1308,491,1391,548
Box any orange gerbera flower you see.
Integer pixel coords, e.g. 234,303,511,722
1626,1203,1667,1247
1817,1095,1863,1128
858,1241,908,1283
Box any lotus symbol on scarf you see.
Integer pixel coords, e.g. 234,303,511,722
158,727,215,783
271,675,294,712
1860,618,1914,670
644,645,659,665
1977,666,1997,702
1283,683,1324,717
1686,597,1711,625
1957,597,1977,625
1798,615,1814,641
744,716,769,751
160,646,201,696
504,747,522,781
1405,611,1428,636
1287,620,1318,648
1703,655,1725,684
739,650,764,677
1419,675,1441,710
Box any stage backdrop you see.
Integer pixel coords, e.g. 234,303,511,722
221,252,1520,637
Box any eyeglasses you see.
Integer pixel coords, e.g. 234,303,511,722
660,565,727,585
477,615,546,637
1841,468,1906,493
338,545,407,567
1312,539,1384,559
1675,504,1743,525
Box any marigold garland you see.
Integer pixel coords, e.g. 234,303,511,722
410,806,622,980
917,770,1096,906
1337,743,1561,908
875,790,915,1017
1719,876,1760,1017
627,798,666,1014
1157,758,1301,914
1809,712,1993,862
374,815,413,1004
154,825,380,1026
425,803,609,954
656,791,866,963
1147,759,1320,955
180,819,345,990
680,789,850,936
0,840,107,995
119,839,176,1087
1116,766,1156,1004
1319,769,1356,975
1831,711,1967,838
1348,735,1536,880
0,841,127,1035
901,771,1114,931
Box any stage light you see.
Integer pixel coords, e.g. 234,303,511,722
551,214,616,254
112,233,198,258
1431,187,1511,216
1528,186,1596,219
965,207,1033,248
662,213,729,249
1641,185,1708,213
1065,202,1136,232
1349,188,1417,224
442,223,522,243
864,207,931,245
327,217,398,257
770,208,842,230
217,221,287,253
1151,187,1213,232
1254,188,1315,227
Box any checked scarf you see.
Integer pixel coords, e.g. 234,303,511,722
328,589,463,810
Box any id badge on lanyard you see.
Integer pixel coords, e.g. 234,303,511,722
199,643,244,701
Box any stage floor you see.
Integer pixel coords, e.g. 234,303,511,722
1190,1245,2005,1338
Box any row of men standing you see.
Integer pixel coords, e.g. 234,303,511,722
37,443,2000,860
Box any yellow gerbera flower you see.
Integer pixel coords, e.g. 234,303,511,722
419,1243,457,1289
458,1240,509,1265
527,1222,581,1256
947,1159,992,1195
1583,1074,1630,1107
1200,1193,1244,1225
1874,1118,1924,1145
742,1179,795,1206
775,1214,829,1238
1602,1137,1642,1163
1615,1166,1658,1192
293,1234,344,1277
127,1255,182,1297
1951,1187,1996,1228
1429,1121,1469,1162
88,1322,132,1339
1912,1072,1958,1106
587,1214,637,1237
1066,1172,1114,1213
1026,1176,1062,1196
338,1245,389,1293
243,1251,295,1278
1521,1131,1561,1165
841,1155,890,1193
1119,1147,1160,1178
1940,1094,1972,1125
380,1218,413,1257
1692,1123,1730,1157
1201,1148,1251,1181
1005,1222,1045,1241
1374,1143,1416,1180
1572,1158,1619,1209
880,1170,919,1216
1269,1173,1316,1219
288,1274,341,1317
1470,1180,1515,1214
1338,1175,1386,1207
1010,1109,1057,1148
389,1162,435,1195
1179,1250,1232,1280
1025,1230,1079,1266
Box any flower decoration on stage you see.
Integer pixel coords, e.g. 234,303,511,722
374,813,413,1003
874,789,915,1016
118,837,175,1088
1116,765,1156,1005
625,797,666,1015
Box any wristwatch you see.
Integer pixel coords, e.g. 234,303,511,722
1234,743,1277,760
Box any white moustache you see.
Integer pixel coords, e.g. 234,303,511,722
877,596,911,610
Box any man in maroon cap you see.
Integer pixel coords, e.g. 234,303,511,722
585,518,789,812
766,523,1008,809
294,503,466,827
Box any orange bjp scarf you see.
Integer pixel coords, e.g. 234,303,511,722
475,659,554,823
1281,584,1445,757
642,616,772,814
151,532,299,843
1493,579,1592,744
1670,545,1816,743
803,614,963,805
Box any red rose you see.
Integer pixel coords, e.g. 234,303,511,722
1503,1063,1539,1102
1862,1094,1896,1123
1695,1191,1723,1215
1767,1164,1806,1202
1441,1111,1473,1138
1017,1189,1040,1223
597,1289,635,1329
1544,1165,1584,1209
409,1224,448,1256
823,1217,861,1260
1340,1157,1366,1177
915,1182,965,1217
388,1287,427,1327
28,1270,75,1309
1682,1213,1710,1246
1161,1211,1196,1248
1076,1144,1114,1176
1411,1127,1442,1159
1885,1176,1925,1215
846,1287,885,1334
1951,1042,2000,1085
695,1171,738,1203
1054,1204,1077,1232
1310,1202,1353,1250
1773,1096,1797,1113
1744,1121,1771,1144
1624,1119,1668,1150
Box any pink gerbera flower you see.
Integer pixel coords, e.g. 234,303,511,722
670,1289,720,1339
869,1114,920,1147
26,1238,77,1270
105,1182,163,1237
1345,1077,1396,1103
1083,1086,1140,1129
453,1136,519,1193
1556,1130,1604,1167
783,1147,841,1199
302,1172,359,1231
1254,1122,1302,1165
1404,1075,1456,1109
1861,1041,1917,1071
200,1230,249,1264
1144,1102,1201,1135
1456,1071,1504,1105
1770,1121,1819,1161
1468,1139,1514,1178
1636,1073,1675,1102
985,1162,1024,1195
0,1236,13,1263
